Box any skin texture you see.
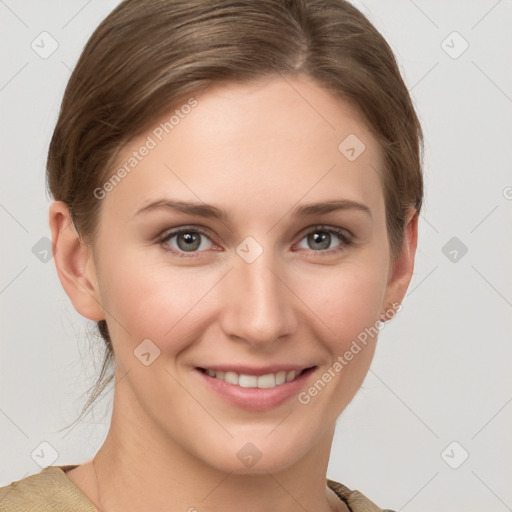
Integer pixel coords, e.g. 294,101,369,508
50,75,418,512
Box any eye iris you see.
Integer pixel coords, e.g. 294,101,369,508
308,232,330,250
177,232,201,251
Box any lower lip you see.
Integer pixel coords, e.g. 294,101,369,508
195,368,316,411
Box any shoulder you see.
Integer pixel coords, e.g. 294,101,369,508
327,478,396,512
0,466,97,512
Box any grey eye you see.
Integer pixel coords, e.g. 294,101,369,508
297,230,346,251
306,232,332,250
164,230,213,253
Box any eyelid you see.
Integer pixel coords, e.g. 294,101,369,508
159,224,213,241
296,224,352,241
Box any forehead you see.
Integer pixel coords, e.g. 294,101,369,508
103,75,386,222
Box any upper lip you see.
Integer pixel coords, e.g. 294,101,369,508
196,365,317,376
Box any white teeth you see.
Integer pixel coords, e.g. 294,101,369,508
224,371,239,385
257,373,276,388
203,368,305,388
276,371,286,385
286,370,297,382
239,374,258,388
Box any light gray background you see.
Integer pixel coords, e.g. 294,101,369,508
1,1,511,510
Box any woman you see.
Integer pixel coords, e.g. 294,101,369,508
0,0,422,510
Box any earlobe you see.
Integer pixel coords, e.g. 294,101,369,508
49,201,105,322
382,208,419,312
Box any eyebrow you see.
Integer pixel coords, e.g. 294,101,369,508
134,198,372,223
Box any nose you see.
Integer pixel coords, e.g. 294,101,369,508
218,249,298,348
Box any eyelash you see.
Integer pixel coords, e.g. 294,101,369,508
158,225,353,258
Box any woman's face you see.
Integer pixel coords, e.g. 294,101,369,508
64,75,416,474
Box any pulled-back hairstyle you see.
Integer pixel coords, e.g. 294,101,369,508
47,0,423,424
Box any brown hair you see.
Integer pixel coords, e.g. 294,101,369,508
47,0,423,425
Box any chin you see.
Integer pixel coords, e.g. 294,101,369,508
196,430,316,476
212,451,300,476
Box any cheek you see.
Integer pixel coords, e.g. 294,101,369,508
97,248,226,354
293,265,387,416
299,260,388,345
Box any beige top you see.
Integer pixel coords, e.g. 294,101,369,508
0,465,394,512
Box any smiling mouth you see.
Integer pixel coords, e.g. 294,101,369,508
196,367,316,389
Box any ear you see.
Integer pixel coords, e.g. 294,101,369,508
381,208,419,319
49,201,105,321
